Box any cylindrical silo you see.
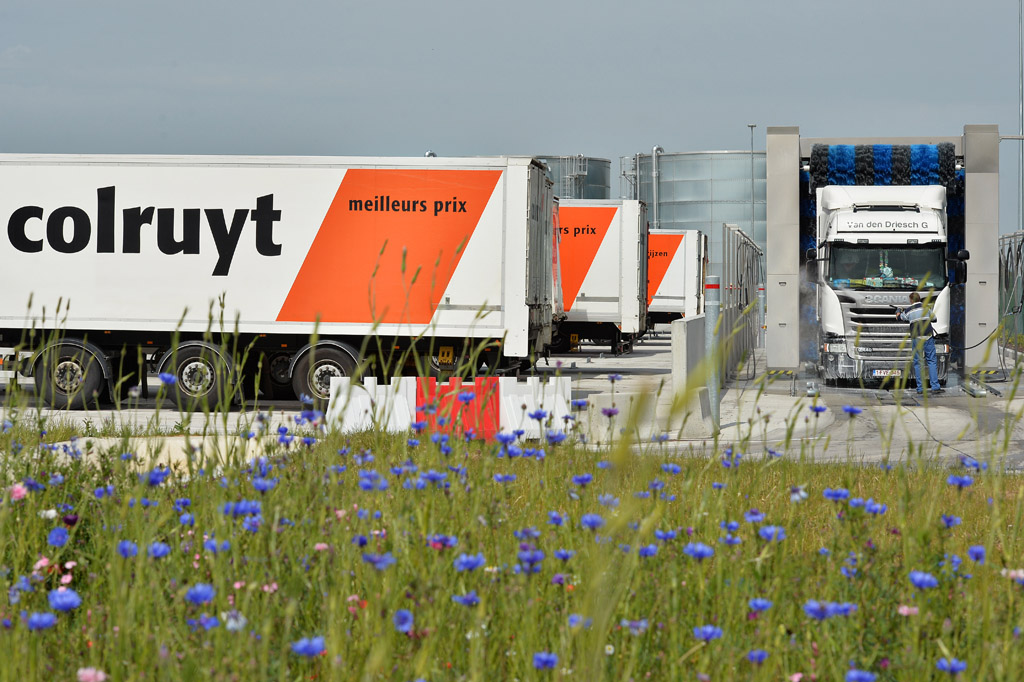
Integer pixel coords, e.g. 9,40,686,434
633,150,766,281
537,155,612,200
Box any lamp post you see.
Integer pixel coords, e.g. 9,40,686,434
748,124,756,238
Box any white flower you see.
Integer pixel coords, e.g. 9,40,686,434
38,509,57,520
221,610,248,632
604,644,615,655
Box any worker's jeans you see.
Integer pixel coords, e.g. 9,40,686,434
912,336,940,392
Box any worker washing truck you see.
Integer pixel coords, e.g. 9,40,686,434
809,185,967,386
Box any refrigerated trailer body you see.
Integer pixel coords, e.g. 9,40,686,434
0,154,556,407
647,229,706,324
549,200,648,354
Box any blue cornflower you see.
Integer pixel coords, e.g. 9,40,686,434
203,538,231,554
158,372,177,385
456,390,475,404
621,618,648,635
533,651,558,669
749,598,772,612
654,529,677,542
291,636,326,656
48,473,64,486
513,527,541,541
48,588,82,612
242,515,263,532
426,533,458,549
759,526,786,541
638,544,658,558
661,463,681,475
803,600,831,620
494,473,516,483
823,488,850,502
548,511,565,526
93,484,115,499
142,467,170,487
693,625,723,641
597,494,619,508
546,430,567,445
351,534,368,547
117,540,138,558
185,583,216,605
607,373,622,383
453,552,486,571
186,613,221,631
253,477,278,493
572,473,593,487
712,482,726,490
148,542,171,559
848,497,865,508
452,591,479,607
495,431,517,445
846,670,877,682
683,542,714,561
865,499,887,515
810,405,827,414
941,514,962,529
841,566,858,579
936,658,967,675
909,571,939,589
180,512,195,527
26,612,57,631
747,649,768,665
580,514,605,531
842,405,862,416
393,609,414,634
720,534,742,546
571,399,588,409
744,509,765,524
960,455,987,471
968,545,986,564
554,549,575,561
528,409,548,421
601,407,619,418
720,520,740,533
362,553,397,571
791,485,809,503
47,527,68,547
947,475,973,490
596,461,612,469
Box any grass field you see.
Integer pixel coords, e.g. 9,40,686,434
1,383,1021,681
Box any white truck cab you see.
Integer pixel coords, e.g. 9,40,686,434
812,185,952,384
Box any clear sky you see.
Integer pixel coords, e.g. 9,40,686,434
2,0,1022,231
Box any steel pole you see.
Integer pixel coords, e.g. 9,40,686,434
704,275,721,433
757,282,766,348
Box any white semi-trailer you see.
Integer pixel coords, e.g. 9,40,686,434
549,200,648,354
811,185,966,385
647,229,706,324
0,154,557,408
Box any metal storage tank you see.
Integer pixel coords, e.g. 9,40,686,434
623,150,766,280
537,155,611,199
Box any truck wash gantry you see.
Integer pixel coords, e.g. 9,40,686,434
765,126,999,374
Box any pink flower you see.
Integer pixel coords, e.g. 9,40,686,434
77,669,108,682
60,574,73,585
314,543,330,552
9,483,27,501
789,674,804,682
233,581,246,590
33,557,50,571
64,561,77,570
1002,568,1024,580
897,605,918,616
262,582,278,593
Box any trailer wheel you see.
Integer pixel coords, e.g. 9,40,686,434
264,352,295,401
35,343,104,409
292,346,357,403
163,346,230,407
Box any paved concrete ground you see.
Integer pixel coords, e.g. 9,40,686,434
4,326,1024,468
538,328,1024,467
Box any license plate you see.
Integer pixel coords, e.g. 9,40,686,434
872,369,901,377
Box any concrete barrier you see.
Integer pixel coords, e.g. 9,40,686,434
671,316,714,438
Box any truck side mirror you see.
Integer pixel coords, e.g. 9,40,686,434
957,249,970,261
955,261,967,285
804,248,818,280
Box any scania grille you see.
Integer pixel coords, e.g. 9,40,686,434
844,305,913,360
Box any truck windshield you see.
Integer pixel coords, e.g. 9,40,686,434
827,245,947,290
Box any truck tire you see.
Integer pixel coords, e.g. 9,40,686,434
291,346,357,403
163,346,230,408
35,343,104,409
266,352,295,400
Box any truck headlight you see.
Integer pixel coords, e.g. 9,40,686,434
824,342,847,354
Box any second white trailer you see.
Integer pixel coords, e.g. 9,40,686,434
550,200,648,354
